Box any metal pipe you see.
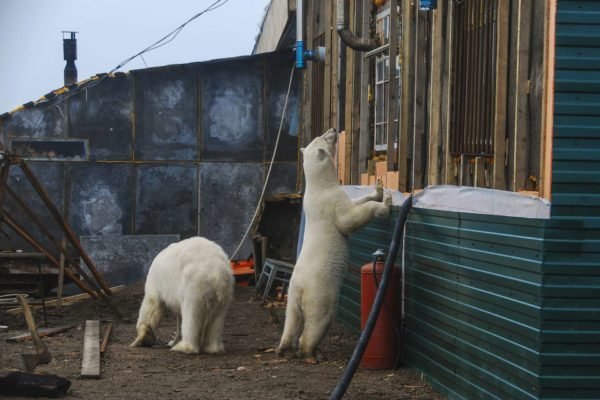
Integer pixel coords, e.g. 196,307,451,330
296,0,305,68
329,196,414,399
336,0,378,52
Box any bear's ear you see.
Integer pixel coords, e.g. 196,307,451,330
317,148,330,160
300,147,305,153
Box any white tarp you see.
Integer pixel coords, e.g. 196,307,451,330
341,185,407,206
412,185,551,219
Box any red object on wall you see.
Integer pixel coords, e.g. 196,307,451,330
360,261,400,369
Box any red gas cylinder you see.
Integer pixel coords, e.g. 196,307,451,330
360,261,400,369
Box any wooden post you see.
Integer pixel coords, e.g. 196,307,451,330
493,0,509,190
442,0,455,184
507,0,532,192
427,3,444,186
387,0,399,171
2,213,98,299
56,237,67,313
18,161,112,295
540,0,556,200
398,0,414,192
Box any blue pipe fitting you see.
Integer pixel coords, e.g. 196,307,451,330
296,40,305,69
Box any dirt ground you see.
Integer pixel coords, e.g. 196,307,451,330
1,282,445,400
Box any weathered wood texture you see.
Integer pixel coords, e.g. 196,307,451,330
80,320,100,378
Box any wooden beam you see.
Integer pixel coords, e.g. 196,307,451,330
474,157,485,188
5,325,77,343
5,286,125,315
387,0,399,171
442,0,455,184
398,0,414,192
56,237,67,313
427,3,444,186
81,320,100,379
540,0,556,200
100,323,113,354
508,0,532,192
527,0,548,194
493,0,509,190
358,0,371,178
412,11,429,190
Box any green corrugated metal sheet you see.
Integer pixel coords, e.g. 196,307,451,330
554,0,600,220
547,1,600,398
338,208,400,335
403,209,546,400
340,207,600,399
336,2,600,399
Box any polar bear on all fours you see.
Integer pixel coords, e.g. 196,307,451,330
130,237,234,354
277,128,392,363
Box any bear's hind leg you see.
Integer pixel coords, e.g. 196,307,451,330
168,314,182,347
171,296,203,354
130,293,164,347
202,308,226,354
276,290,304,356
298,304,335,363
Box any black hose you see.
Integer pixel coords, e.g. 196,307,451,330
329,195,413,400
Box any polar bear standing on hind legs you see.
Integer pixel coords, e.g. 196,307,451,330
277,128,392,363
130,237,234,354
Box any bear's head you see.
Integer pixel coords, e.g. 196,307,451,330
300,128,338,182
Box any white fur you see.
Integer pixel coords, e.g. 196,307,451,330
130,237,234,354
277,128,391,362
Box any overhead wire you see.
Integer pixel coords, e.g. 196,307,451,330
44,0,230,110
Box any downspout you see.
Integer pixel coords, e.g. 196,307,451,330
336,0,378,51
335,0,378,169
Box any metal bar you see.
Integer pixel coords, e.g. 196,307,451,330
18,160,112,295
364,43,390,58
1,213,98,299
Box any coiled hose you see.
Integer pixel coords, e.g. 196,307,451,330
329,195,413,400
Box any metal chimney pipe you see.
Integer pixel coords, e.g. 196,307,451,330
62,31,78,86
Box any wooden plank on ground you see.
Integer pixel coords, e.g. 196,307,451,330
5,285,125,315
100,323,113,354
81,320,100,379
5,324,78,343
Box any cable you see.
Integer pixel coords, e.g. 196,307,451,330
43,0,230,111
229,63,296,261
329,195,413,400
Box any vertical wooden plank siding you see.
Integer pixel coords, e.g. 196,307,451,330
442,0,455,184
540,0,556,200
493,0,509,190
387,0,399,171
398,0,413,192
507,0,533,192
427,3,444,186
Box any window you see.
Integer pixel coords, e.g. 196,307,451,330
374,9,400,152
10,138,89,161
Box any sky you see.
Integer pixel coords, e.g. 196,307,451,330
0,0,271,113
